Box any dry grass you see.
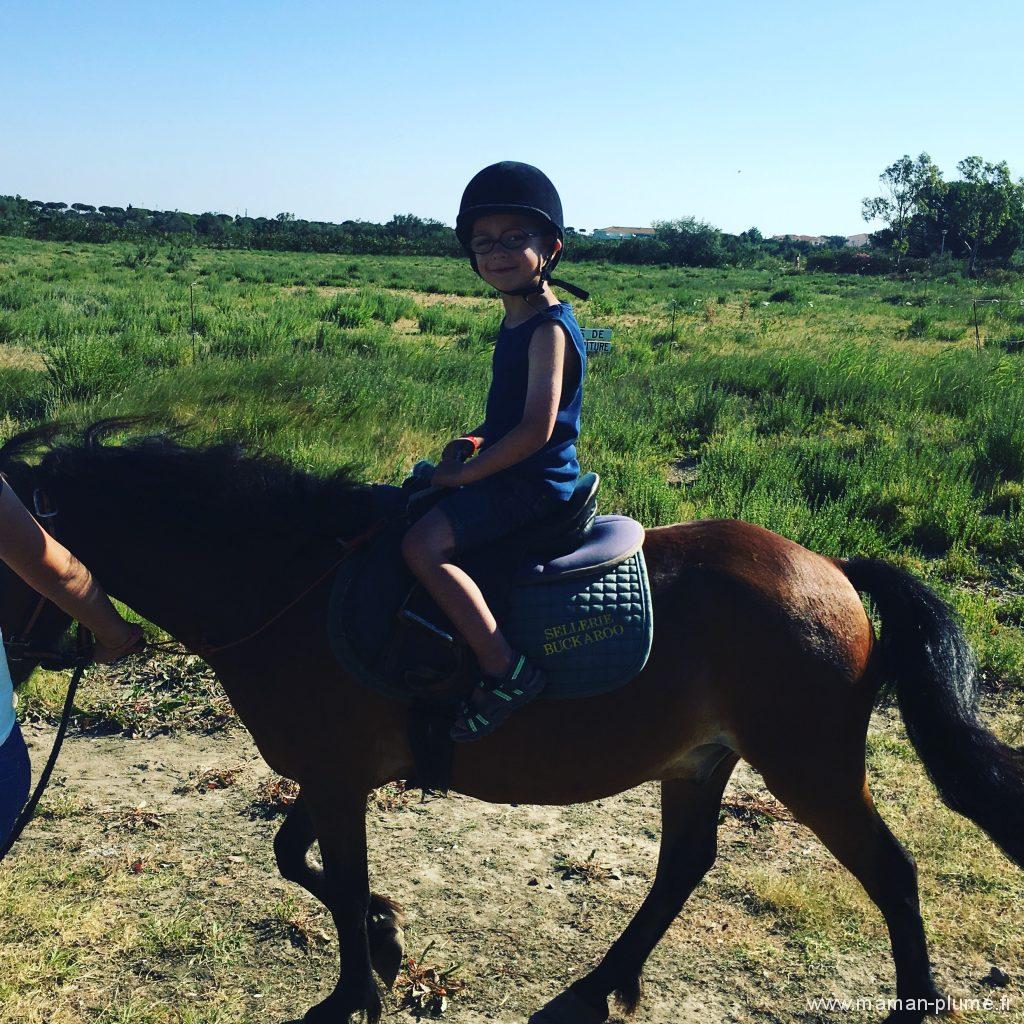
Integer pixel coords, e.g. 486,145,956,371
185,763,245,793
2,708,1022,1022
103,803,166,832
721,793,794,829
371,779,415,812
553,848,622,884
268,895,333,951
0,342,45,370
395,939,467,1019
249,775,300,816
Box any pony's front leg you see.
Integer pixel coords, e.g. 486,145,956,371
275,794,405,989
287,785,382,1024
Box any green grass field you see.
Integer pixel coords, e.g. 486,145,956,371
4,235,1024,695
2,236,1024,1023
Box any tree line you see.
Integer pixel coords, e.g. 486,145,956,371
861,154,1024,274
0,197,817,268
2,154,1021,275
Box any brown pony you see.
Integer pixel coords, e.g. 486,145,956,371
1,423,1022,1024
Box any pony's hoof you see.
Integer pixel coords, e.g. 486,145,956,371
299,985,383,1024
529,989,609,1024
369,921,405,989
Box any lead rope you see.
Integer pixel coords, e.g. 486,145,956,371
0,625,91,863
0,485,95,864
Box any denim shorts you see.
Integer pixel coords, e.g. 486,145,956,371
0,722,30,847
435,473,566,553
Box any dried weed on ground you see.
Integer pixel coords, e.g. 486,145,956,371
395,939,468,1019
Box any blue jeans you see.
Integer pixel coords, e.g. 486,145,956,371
0,722,30,846
434,473,566,553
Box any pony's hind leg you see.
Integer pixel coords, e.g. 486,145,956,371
273,794,406,990
531,746,740,1024
758,758,950,1024
274,795,329,902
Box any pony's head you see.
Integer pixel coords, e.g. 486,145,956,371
0,420,385,673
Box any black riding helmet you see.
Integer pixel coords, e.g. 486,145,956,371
456,161,589,301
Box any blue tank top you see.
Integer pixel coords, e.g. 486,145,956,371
480,301,586,501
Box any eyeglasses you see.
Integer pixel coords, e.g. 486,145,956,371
468,229,541,255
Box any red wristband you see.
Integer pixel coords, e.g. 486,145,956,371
458,435,483,452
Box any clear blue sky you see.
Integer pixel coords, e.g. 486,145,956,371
3,0,1021,236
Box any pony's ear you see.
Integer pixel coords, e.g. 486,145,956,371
82,416,166,450
0,424,63,470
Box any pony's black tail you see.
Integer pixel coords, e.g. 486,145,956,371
840,556,1024,868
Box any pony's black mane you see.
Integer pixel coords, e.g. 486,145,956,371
0,420,380,542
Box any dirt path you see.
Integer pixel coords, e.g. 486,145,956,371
6,707,1020,1024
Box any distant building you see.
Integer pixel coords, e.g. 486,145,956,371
592,226,656,240
770,233,869,248
771,234,829,247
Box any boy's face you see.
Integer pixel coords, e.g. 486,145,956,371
470,212,562,291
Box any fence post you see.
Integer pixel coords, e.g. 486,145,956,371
190,280,197,362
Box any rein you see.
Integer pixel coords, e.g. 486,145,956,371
0,628,91,862
191,521,386,658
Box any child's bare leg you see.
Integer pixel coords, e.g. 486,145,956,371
401,508,514,678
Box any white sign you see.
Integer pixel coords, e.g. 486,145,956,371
581,326,613,354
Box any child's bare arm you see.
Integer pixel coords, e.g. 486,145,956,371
446,322,565,485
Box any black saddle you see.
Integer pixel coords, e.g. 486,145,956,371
333,472,600,687
328,471,652,791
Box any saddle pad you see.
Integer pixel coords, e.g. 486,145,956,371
503,548,653,699
327,519,653,702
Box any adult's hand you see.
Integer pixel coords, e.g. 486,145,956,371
93,622,146,665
